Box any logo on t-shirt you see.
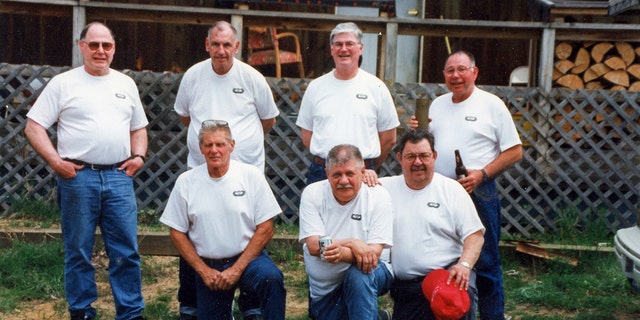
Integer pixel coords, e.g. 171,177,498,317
350,213,362,221
356,94,368,99
427,202,440,208
233,88,245,94
464,116,477,121
115,93,126,99
233,190,246,196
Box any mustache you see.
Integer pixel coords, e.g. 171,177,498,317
410,165,426,171
336,184,353,189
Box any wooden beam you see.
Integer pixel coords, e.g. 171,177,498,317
0,228,301,256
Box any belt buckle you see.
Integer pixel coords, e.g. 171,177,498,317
89,163,100,170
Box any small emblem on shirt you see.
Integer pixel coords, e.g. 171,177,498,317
351,213,362,221
465,116,477,121
233,88,245,94
356,94,368,99
233,190,246,196
427,202,440,208
115,93,126,99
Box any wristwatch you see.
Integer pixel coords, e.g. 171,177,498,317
459,261,471,269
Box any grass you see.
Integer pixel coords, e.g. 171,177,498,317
2,203,639,318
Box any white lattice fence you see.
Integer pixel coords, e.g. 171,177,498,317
2,63,639,237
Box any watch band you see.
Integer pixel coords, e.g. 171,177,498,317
481,168,489,182
459,261,471,269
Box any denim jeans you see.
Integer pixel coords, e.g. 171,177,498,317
57,168,144,320
390,273,478,320
309,262,393,320
195,250,286,320
471,179,505,320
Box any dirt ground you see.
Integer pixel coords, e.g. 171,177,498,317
0,254,310,320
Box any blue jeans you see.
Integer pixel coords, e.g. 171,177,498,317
309,262,393,320
57,168,144,320
179,256,264,318
390,272,478,320
195,250,286,320
471,179,505,320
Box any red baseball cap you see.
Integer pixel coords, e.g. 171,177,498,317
421,269,471,320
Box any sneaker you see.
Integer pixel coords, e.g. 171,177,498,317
378,309,392,320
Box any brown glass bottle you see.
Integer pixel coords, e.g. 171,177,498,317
455,149,467,179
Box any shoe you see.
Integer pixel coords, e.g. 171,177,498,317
70,310,95,320
180,313,197,320
244,315,263,320
377,309,392,320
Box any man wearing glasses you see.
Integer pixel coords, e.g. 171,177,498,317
173,20,279,320
296,22,399,185
25,22,147,320
379,129,485,320
427,50,523,319
160,120,286,320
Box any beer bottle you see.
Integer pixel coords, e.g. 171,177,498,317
455,149,467,179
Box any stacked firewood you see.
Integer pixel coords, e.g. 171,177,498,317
553,41,640,91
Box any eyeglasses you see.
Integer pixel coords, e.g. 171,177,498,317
202,119,229,128
81,40,114,51
331,41,359,49
402,153,433,162
443,66,475,76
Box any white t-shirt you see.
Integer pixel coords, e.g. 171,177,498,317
298,180,394,299
160,160,281,259
174,58,279,171
429,87,521,179
295,69,400,159
379,174,485,280
27,67,148,164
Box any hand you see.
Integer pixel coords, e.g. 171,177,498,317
213,266,242,291
362,169,381,187
119,156,144,177
198,267,223,291
447,264,472,291
457,169,483,194
346,240,379,273
53,159,82,179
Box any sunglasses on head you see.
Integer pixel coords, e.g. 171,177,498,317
81,40,114,51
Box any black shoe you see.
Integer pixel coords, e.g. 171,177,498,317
69,311,94,320
180,313,197,320
378,309,392,320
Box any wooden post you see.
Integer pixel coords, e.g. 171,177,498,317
384,22,397,83
72,5,86,68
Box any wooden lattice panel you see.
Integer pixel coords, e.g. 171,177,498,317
1,63,639,238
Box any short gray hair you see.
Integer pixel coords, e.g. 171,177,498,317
198,120,233,145
330,22,363,45
326,144,364,170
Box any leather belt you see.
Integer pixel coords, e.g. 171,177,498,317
66,159,126,171
313,156,375,168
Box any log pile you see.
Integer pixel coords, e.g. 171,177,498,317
553,41,640,91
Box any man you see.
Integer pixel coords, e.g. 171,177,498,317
175,20,278,172
173,20,279,319
428,50,523,319
24,22,147,320
160,120,286,320
298,144,394,319
295,22,400,185
379,129,485,320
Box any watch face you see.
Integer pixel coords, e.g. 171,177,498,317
460,261,471,269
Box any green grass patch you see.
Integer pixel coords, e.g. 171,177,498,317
0,241,65,312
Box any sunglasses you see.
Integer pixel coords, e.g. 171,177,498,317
201,119,229,128
81,40,114,51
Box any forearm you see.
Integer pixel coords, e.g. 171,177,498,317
483,145,522,178
169,229,209,275
261,118,276,134
375,129,396,168
129,128,148,157
458,231,484,267
230,219,274,273
24,119,62,166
